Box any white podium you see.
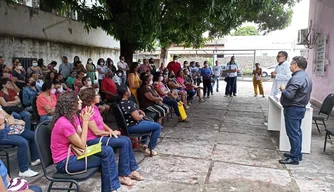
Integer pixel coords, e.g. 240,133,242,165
268,96,313,153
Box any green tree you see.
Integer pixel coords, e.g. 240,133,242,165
231,26,260,36
7,0,297,64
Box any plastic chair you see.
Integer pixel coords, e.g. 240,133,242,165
111,103,154,156
35,120,99,192
313,94,334,133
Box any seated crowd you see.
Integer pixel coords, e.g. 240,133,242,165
0,55,216,191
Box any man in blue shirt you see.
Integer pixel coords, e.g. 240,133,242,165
278,56,312,165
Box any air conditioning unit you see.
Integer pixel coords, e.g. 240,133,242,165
297,29,309,45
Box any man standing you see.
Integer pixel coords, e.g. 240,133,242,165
149,58,157,74
59,56,73,81
117,56,129,85
271,51,292,96
212,60,222,92
227,56,238,96
278,56,312,165
167,56,181,77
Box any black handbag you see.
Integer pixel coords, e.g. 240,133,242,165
224,76,229,82
2,106,24,114
1,90,24,114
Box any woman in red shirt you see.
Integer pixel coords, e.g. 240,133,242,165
0,78,31,130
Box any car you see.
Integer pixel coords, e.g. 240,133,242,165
261,65,276,77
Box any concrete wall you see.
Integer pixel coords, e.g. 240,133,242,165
0,0,120,65
307,0,334,105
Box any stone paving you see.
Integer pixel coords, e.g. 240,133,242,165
3,80,334,192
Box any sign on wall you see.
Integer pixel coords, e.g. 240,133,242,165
314,34,327,76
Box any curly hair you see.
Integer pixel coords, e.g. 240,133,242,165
79,87,96,109
50,91,79,129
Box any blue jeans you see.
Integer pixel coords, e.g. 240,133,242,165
284,107,306,162
128,120,161,149
56,146,120,192
40,115,53,122
163,97,180,117
0,130,39,172
186,90,196,101
213,76,219,90
87,136,138,176
11,111,31,131
225,76,236,96
29,186,42,192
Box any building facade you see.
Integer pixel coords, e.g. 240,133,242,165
0,0,120,68
306,0,334,107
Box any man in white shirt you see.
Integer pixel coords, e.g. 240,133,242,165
117,56,129,85
270,51,292,96
212,60,222,92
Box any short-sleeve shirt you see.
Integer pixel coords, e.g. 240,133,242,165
0,88,17,102
97,65,107,80
36,93,57,116
119,100,138,127
86,106,104,141
139,64,151,74
167,61,181,76
153,82,168,97
101,78,117,99
117,61,128,76
138,86,156,110
201,68,212,79
227,64,237,77
176,77,186,89
51,116,81,163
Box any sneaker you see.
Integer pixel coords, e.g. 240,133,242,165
31,159,41,166
228,95,233,98
211,93,214,95
19,169,39,177
233,94,237,96
224,95,227,97
216,89,219,92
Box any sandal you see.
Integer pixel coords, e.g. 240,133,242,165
145,149,158,156
129,171,144,181
119,176,136,186
137,144,147,151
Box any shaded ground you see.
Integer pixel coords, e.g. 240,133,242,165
3,80,334,192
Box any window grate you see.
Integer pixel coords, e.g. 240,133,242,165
13,58,38,72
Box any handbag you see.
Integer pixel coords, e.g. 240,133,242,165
0,91,24,114
8,124,25,135
224,76,229,82
65,142,102,175
2,106,24,114
178,101,187,121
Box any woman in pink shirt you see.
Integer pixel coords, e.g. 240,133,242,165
177,70,196,105
80,88,144,186
50,91,120,192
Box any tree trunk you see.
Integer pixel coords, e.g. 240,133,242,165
160,44,173,65
120,40,135,66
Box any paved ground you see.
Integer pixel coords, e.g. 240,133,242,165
3,80,334,192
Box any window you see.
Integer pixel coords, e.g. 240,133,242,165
13,58,38,72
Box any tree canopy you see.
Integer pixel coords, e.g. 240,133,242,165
8,0,297,63
231,26,260,36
